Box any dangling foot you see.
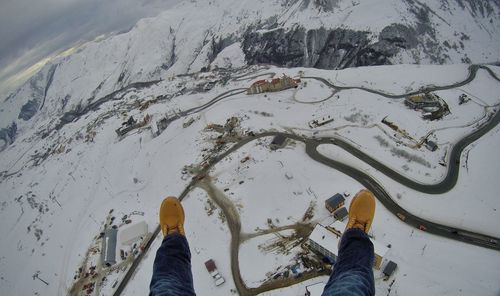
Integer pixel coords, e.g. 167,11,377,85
346,189,376,234
160,196,185,236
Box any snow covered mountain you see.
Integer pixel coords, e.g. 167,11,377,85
1,0,500,149
1,1,500,295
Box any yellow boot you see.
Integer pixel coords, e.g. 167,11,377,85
346,189,376,233
160,196,185,236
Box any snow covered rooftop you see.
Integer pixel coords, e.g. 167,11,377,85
322,221,389,259
119,221,148,246
309,224,341,255
372,239,390,258
328,221,346,234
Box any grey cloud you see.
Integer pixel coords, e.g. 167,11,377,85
0,0,181,96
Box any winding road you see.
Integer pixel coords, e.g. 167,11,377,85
113,64,500,296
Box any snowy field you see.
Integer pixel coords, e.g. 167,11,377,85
0,64,499,295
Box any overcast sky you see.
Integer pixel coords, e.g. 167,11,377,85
0,0,181,98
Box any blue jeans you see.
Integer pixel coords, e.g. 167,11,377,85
150,233,196,296
322,228,375,296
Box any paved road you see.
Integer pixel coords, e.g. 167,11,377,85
304,64,487,99
171,126,500,295
113,64,500,295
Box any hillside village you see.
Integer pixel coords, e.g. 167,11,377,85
1,0,500,295
24,63,495,295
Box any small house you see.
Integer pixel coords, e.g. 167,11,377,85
101,228,118,266
325,193,345,213
333,207,348,221
383,261,397,277
270,134,287,150
425,140,438,152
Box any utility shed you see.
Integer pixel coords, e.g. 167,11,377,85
333,207,348,221
383,261,397,277
270,135,287,150
425,140,438,152
101,228,118,266
325,193,345,213
120,221,148,245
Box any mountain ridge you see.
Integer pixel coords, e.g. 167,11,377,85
1,0,499,151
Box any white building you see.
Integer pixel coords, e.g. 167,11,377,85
308,224,341,261
372,238,390,270
308,222,390,269
119,221,148,245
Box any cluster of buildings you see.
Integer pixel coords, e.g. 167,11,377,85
101,221,148,266
116,114,152,137
404,92,450,120
247,75,300,95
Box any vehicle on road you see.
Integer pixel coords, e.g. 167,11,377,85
397,213,406,221
205,259,225,286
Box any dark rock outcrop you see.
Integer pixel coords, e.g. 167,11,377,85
14,63,57,122
242,23,417,69
444,0,499,18
18,99,40,121
0,122,17,152
207,35,237,64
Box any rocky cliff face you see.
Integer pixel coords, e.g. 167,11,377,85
1,0,499,150
242,23,417,69
0,122,16,152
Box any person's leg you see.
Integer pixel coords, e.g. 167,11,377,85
322,228,374,296
150,233,195,296
322,189,376,296
149,196,195,296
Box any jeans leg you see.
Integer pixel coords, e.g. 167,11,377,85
322,228,375,296
149,233,196,296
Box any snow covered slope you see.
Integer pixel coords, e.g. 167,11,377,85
1,63,499,295
1,0,500,295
